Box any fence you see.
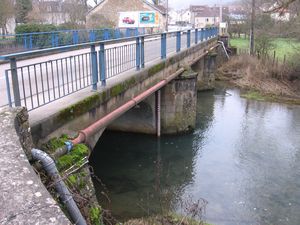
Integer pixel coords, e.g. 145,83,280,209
1,27,219,111
0,28,147,54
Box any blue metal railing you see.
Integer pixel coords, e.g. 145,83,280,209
0,28,147,54
1,27,219,111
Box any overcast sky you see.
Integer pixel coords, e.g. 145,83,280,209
87,0,234,10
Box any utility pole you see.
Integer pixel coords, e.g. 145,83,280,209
250,0,255,55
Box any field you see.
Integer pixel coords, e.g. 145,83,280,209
230,37,300,61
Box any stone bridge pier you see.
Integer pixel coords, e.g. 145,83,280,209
108,70,198,135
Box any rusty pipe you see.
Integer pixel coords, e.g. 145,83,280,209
72,68,185,145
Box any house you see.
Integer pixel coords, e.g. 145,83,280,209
190,5,229,28
86,0,166,31
228,4,247,24
29,0,69,25
177,9,191,25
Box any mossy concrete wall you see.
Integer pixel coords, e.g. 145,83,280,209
191,46,220,91
160,70,198,134
31,38,219,148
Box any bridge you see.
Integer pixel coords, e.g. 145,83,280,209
0,27,227,225
0,27,223,147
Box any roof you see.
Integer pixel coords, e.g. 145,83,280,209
191,5,229,17
88,0,166,15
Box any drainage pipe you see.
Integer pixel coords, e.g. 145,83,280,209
72,68,185,145
31,148,87,225
217,41,230,59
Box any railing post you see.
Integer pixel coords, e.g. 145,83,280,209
23,35,27,49
126,28,130,37
141,36,145,68
187,30,191,48
55,33,59,47
10,58,21,106
115,29,121,39
72,31,76,44
51,32,55,47
99,43,106,86
176,31,181,52
5,70,12,107
136,37,141,70
200,28,204,42
90,44,98,90
161,33,166,59
195,28,198,44
89,30,95,42
29,34,33,49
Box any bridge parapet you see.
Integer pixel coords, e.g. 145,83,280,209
1,27,219,112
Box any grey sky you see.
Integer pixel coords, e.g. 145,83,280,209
87,0,234,10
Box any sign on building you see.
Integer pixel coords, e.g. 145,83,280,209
118,12,139,28
119,11,159,28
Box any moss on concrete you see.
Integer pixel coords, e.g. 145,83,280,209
110,77,137,97
67,171,87,190
89,206,102,225
56,144,89,171
41,134,69,153
57,94,101,124
148,61,166,76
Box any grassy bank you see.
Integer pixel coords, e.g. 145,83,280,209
230,37,300,60
217,54,300,105
240,90,300,105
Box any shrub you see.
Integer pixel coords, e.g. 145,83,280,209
15,24,57,34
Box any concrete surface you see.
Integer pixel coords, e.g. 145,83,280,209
0,107,71,225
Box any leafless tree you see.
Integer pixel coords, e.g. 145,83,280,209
0,0,15,34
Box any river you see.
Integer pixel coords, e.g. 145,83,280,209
90,85,300,225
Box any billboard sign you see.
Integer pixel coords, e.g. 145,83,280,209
139,12,159,27
119,11,159,28
118,12,139,28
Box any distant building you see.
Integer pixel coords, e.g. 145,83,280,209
228,4,247,24
86,0,166,31
190,5,229,28
177,9,191,25
37,0,69,24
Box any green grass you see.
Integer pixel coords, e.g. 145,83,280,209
230,37,300,60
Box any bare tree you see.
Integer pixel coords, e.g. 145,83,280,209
63,0,88,24
0,0,15,34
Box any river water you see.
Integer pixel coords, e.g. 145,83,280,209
90,86,300,225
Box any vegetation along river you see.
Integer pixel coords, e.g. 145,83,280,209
90,85,300,225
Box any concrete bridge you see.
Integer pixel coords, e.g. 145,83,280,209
0,28,224,148
0,27,227,224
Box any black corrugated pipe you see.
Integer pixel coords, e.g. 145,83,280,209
31,148,87,225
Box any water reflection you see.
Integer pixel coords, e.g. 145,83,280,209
90,87,300,225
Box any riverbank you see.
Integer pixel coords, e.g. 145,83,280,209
124,213,211,225
217,54,300,104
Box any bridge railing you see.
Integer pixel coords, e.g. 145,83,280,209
0,28,147,55
1,27,219,111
